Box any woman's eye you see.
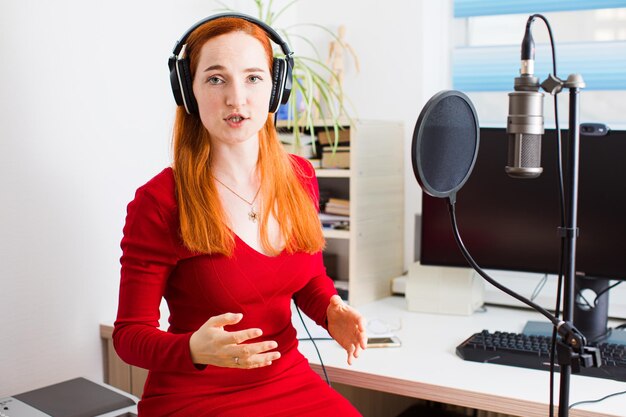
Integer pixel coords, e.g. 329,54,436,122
207,76,223,85
248,75,262,83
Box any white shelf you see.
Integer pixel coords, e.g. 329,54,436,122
317,120,405,307
316,168,351,178
323,229,351,239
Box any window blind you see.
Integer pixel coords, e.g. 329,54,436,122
455,0,626,18
454,42,626,91
452,1,626,91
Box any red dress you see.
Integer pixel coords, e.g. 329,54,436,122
113,157,361,416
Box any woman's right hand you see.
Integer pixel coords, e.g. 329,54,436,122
189,313,281,369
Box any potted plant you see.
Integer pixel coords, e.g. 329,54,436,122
216,0,357,150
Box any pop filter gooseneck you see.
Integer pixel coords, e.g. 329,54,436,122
411,90,585,343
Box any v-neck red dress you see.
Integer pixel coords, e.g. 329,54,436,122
113,156,361,416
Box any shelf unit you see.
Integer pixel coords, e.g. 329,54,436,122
312,120,405,307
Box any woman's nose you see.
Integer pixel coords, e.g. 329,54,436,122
225,81,247,107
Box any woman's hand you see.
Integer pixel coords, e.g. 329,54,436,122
326,295,367,365
189,313,281,369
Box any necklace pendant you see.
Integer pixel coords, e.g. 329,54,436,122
248,208,258,223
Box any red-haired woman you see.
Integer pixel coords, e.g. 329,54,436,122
113,14,366,416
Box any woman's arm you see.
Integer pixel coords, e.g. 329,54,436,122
113,184,198,372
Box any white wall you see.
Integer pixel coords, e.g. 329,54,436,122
0,0,450,396
0,0,218,396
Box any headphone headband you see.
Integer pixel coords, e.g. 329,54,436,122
171,12,293,63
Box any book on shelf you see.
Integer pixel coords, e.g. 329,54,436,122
324,197,350,216
321,146,350,169
327,197,349,206
319,212,350,230
324,205,349,216
317,127,350,146
325,207,349,216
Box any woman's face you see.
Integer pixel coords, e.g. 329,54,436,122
192,31,272,146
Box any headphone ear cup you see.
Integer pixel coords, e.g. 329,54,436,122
177,58,198,114
169,57,185,107
269,59,285,113
281,59,293,106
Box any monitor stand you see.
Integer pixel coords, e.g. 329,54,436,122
522,276,625,345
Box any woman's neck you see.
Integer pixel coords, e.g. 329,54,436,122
210,138,260,184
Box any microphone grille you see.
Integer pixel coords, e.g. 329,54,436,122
507,133,541,168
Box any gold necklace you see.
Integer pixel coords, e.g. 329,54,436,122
213,177,261,223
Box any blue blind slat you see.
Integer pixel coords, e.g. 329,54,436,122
454,0,626,17
452,41,626,91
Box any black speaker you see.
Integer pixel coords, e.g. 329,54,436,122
168,12,294,115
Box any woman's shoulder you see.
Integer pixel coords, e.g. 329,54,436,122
287,154,319,202
133,167,177,212
288,154,316,179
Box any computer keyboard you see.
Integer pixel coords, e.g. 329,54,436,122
456,330,626,383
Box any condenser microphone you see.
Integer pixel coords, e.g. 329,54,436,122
506,19,545,179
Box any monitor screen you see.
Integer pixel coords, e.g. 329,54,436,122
420,127,626,281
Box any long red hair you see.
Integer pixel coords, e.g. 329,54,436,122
172,17,324,256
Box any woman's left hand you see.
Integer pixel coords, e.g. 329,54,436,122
326,295,367,365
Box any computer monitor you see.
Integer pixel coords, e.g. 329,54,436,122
420,126,626,341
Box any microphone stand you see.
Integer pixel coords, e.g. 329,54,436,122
542,73,601,417
442,72,602,414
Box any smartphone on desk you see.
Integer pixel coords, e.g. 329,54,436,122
367,336,401,348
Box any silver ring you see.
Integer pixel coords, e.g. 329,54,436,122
234,356,240,365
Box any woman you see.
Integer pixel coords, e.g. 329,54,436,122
113,13,367,416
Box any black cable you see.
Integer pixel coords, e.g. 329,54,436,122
297,337,334,341
294,301,331,386
568,389,626,409
526,14,562,417
530,273,548,302
594,281,623,307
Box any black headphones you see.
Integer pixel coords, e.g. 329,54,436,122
168,12,294,115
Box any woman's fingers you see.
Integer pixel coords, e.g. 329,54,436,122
230,340,282,368
205,312,243,328
190,313,281,368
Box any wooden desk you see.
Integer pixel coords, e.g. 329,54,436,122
296,296,626,417
101,297,625,417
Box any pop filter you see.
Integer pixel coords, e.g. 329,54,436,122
411,90,480,202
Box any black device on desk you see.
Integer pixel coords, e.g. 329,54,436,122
0,377,137,417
